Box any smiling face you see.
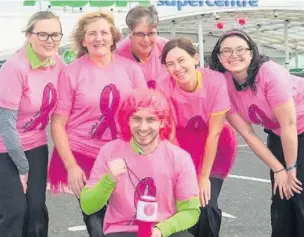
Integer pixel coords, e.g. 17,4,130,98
165,46,199,88
82,18,114,58
26,18,62,61
218,36,253,74
129,17,158,57
129,108,163,149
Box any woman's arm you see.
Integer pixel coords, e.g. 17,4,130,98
51,114,77,170
227,112,285,171
0,61,27,191
51,114,86,197
272,100,302,194
227,112,289,199
199,112,226,206
0,108,28,174
0,108,28,193
272,100,297,168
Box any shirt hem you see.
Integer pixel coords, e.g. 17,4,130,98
0,140,48,153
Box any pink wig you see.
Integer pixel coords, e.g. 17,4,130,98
117,88,174,141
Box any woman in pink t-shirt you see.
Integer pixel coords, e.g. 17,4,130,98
158,37,237,237
0,11,64,237
47,11,147,237
210,29,304,237
116,5,168,88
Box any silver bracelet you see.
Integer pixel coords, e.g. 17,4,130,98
286,164,297,171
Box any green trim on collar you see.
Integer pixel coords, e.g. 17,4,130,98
130,138,145,155
26,44,55,69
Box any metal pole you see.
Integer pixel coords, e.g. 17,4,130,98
171,20,176,38
256,24,262,53
284,20,289,69
198,15,204,67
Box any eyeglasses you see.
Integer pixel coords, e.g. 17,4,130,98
219,47,250,58
132,31,158,38
31,32,63,42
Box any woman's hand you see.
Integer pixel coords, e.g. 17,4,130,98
273,169,290,199
19,173,28,194
199,177,211,207
67,164,87,198
287,168,302,197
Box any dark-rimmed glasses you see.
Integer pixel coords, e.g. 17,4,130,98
132,31,158,38
31,32,63,42
219,47,250,58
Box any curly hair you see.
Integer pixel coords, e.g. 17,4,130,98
116,88,174,141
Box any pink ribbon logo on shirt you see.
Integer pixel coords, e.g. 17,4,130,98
23,82,57,132
248,104,280,130
186,115,206,130
147,80,156,89
90,84,120,139
124,159,157,225
134,177,157,209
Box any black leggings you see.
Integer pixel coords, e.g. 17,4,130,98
0,145,49,237
266,130,304,237
189,177,223,237
82,206,107,237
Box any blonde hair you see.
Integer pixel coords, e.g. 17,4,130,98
24,11,62,34
71,11,121,58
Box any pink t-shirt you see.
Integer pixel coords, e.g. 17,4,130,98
157,68,230,127
116,36,168,88
55,54,147,158
226,60,304,135
86,139,199,234
156,68,233,177
0,48,64,152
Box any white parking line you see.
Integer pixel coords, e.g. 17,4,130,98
228,174,271,183
237,144,248,147
223,212,236,219
68,225,86,231
238,150,253,153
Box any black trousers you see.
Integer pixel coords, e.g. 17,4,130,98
266,130,304,237
189,177,223,237
0,145,49,237
106,231,193,237
82,206,107,237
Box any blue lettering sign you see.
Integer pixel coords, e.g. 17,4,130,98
206,0,215,7
157,0,259,10
215,0,225,7
249,0,258,6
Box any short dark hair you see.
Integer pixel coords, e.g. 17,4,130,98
126,5,159,30
161,37,198,65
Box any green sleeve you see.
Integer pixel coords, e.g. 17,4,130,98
155,197,200,237
80,173,117,215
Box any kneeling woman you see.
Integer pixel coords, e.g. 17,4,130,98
158,37,237,237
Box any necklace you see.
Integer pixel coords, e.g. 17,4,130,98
233,78,248,91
